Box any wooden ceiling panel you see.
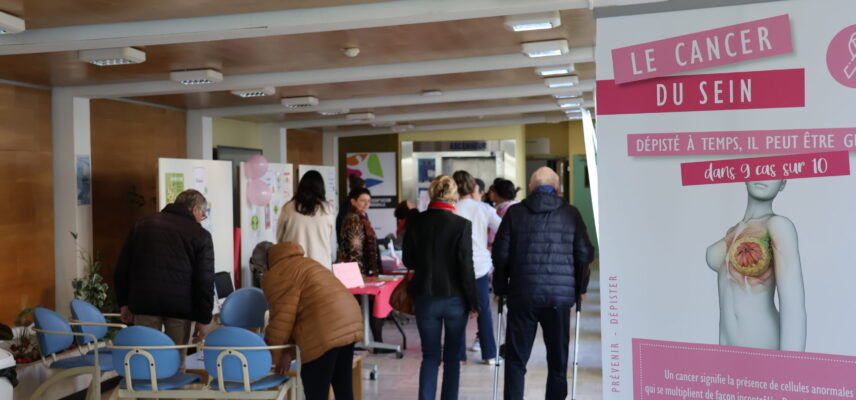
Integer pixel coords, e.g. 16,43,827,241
132,68,548,109
13,0,392,29
0,10,593,88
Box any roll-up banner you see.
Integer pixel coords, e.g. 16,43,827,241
596,1,856,398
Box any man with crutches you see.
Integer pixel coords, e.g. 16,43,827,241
491,167,594,400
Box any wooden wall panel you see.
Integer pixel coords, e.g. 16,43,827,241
287,129,323,167
90,100,186,288
0,83,54,324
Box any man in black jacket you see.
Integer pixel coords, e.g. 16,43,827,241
115,189,215,368
492,167,594,400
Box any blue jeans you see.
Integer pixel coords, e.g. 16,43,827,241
460,275,498,361
415,295,468,400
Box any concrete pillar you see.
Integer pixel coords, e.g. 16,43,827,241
186,110,213,160
52,89,92,316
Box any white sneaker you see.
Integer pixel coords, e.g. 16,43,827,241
483,357,503,366
468,338,481,352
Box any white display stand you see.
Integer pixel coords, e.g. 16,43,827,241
158,158,234,275
239,162,294,288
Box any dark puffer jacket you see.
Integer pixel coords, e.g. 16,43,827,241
115,204,215,324
491,191,594,307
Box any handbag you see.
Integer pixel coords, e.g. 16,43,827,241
389,273,415,315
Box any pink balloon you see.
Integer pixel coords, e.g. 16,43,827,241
247,179,272,206
245,155,269,179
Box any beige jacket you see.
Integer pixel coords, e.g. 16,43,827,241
276,200,335,269
262,242,363,364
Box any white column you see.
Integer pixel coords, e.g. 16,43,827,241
260,124,287,163
186,110,213,160
52,89,92,316
322,131,339,168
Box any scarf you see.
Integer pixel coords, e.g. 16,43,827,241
533,185,558,195
428,201,456,212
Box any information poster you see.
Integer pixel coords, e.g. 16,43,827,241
239,163,293,288
596,1,856,399
345,152,397,240
158,158,234,275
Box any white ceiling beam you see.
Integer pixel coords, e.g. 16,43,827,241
66,48,595,98
203,80,596,117
327,115,568,138
277,100,594,129
0,0,588,55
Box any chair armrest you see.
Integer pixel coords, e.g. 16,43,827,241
108,343,200,351
102,313,122,318
32,328,101,367
69,321,128,329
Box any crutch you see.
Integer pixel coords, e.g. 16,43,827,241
492,296,506,400
571,263,587,400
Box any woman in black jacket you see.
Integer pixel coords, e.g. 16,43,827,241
403,175,477,400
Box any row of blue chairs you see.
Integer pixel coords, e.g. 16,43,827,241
29,294,299,400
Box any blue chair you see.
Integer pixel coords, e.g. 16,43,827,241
202,327,300,399
219,287,268,334
31,307,113,400
108,326,202,399
69,299,126,354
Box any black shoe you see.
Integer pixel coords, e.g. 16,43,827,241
372,348,397,354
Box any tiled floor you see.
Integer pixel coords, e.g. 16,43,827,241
103,265,603,399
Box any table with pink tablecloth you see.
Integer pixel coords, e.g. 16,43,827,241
349,277,403,319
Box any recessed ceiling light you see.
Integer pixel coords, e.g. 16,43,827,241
371,121,396,128
536,65,575,76
79,47,146,66
318,109,350,116
522,40,569,58
230,87,276,98
421,90,443,97
346,113,375,122
544,75,579,88
566,114,583,121
0,11,25,34
281,96,320,109
553,91,583,99
504,11,561,32
558,98,583,108
170,69,223,85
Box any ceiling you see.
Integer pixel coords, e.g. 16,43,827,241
0,1,597,133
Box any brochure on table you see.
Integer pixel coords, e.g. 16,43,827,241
345,152,397,240
239,162,294,288
596,1,856,398
158,158,234,275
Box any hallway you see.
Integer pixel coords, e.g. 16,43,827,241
362,264,603,399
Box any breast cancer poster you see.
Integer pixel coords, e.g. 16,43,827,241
596,1,856,398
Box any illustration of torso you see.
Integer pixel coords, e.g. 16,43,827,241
723,217,775,288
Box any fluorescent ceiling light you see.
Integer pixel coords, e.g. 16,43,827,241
0,11,25,34
170,69,223,85
231,87,276,98
421,90,443,97
281,96,319,108
318,109,350,116
522,40,569,58
536,65,575,76
504,11,561,32
558,98,583,108
544,75,579,88
79,47,146,66
346,113,375,122
553,91,582,99
566,114,583,121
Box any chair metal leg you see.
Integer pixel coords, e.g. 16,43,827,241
30,366,97,400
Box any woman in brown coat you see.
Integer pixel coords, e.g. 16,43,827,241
262,241,364,400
